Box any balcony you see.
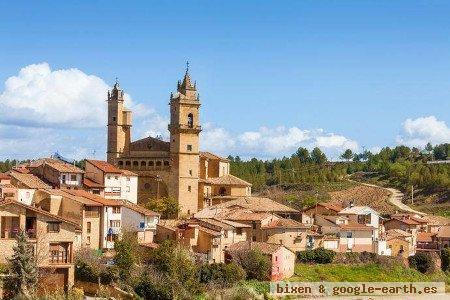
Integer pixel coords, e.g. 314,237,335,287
85,210,99,218
49,243,72,264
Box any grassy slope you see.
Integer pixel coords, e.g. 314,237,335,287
291,264,449,286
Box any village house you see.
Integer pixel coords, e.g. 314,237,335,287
34,189,159,250
225,241,295,281
301,202,343,225
0,173,16,200
84,159,138,204
0,199,80,292
386,229,415,257
423,215,450,233
27,158,84,189
8,171,51,205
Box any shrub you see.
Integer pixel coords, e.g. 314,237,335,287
297,248,335,264
408,252,434,274
135,272,173,300
74,248,114,284
232,249,271,281
199,262,246,287
440,248,450,272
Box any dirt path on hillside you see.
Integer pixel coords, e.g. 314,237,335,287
352,180,426,216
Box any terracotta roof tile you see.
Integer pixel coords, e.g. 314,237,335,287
63,190,121,206
43,159,84,173
200,151,229,162
121,201,159,216
417,232,436,243
389,216,420,225
226,241,288,255
10,172,51,189
86,160,123,174
437,226,450,238
262,218,309,229
83,178,104,188
203,174,251,186
214,196,298,213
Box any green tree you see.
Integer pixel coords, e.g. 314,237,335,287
231,249,271,281
311,147,327,165
296,147,310,163
146,196,179,219
114,230,139,280
340,149,354,161
9,231,38,299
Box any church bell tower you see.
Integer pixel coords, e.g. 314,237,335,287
169,64,201,216
107,80,132,164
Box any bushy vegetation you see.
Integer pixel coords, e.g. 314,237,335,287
441,248,450,272
74,248,115,284
228,249,271,281
199,262,246,287
297,247,336,264
229,143,449,195
145,196,180,219
408,252,435,274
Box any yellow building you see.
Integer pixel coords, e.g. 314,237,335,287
106,67,251,216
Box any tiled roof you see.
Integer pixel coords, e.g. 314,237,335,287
417,232,436,243
391,214,427,224
199,151,229,162
0,173,10,180
120,169,137,176
423,215,450,226
0,199,80,229
388,216,420,226
130,136,170,152
41,159,84,173
198,226,222,236
10,172,51,189
213,196,299,213
63,190,121,206
262,218,309,229
226,241,287,255
83,178,104,188
86,160,122,174
203,174,251,187
437,226,450,238
199,218,234,230
218,219,251,228
40,189,102,206
339,206,379,216
224,210,275,221
121,201,159,216
386,229,412,239
316,202,343,212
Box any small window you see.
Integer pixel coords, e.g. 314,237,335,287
112,117,116,122
164,161,169,166
62,174,66,182
139,222,145,229
126,177,130,181
252,221,257,230
189,169,192,176
187,145,192,151
126,186,130,192
114,176,119,180
347,232,353,238
252,236,257,241
86,236,91,245
70,174,77,181
125,161,131,166
144,183,151,190
141,161,146,167
188,185,191,192
156,161,162,166
87,222,91,234
133,161,138,167
110,220,121,227
112,207,120,214
47,222,60,233
149,161,154,166
187,113,194,128
118,161,123,166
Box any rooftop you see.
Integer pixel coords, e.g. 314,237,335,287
213,196,299,214
339,206,379,216
199,151,229,162
10,171,51,189
226,241,289,255
202,174,252,187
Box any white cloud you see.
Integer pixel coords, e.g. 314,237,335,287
201,124,358,159
0,63,112,128
396,116,450,148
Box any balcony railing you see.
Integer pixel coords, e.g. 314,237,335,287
85,210,99,218
49,250,70,264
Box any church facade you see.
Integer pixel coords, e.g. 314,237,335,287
106,68,251,216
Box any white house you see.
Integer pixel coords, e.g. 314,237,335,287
84,160,138,204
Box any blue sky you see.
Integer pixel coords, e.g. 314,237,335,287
0,1,449,160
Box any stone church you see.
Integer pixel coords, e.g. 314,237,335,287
106,68,251,216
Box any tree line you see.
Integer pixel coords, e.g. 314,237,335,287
229,143,450,193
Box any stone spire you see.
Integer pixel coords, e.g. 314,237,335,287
178,61,196,94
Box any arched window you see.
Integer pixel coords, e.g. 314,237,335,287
118,161,123,166
125,161,131,166
163,161,170,166
149,161,154,167
187,113,193,128
156,161,162,166
141,161,147,167
133,161,138,167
